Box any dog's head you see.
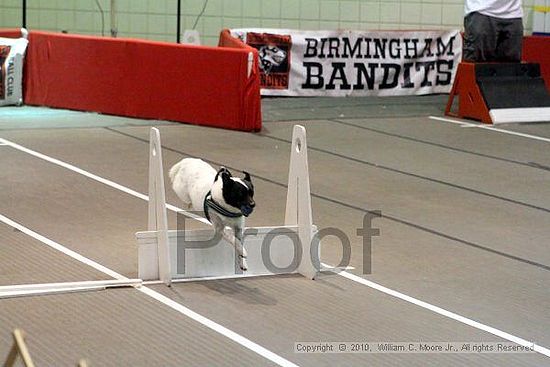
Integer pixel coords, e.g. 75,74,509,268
215,167,255,217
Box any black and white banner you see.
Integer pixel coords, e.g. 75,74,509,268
230,28,462,97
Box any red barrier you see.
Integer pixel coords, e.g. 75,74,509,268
523,35,550,92
0,28,25,38
445,62,492,123
218,29,262,129
0,29,261,131
219,29,250,50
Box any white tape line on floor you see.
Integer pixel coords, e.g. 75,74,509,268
0,213,299,367
2,136,550,359
0,137,209,225
323,263,550,358
429,116,550,143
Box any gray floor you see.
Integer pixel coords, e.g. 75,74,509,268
0,96,549,366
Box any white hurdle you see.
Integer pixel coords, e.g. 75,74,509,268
137,125,320,285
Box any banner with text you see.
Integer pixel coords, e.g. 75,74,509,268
230,29,462,97
0,33,28,106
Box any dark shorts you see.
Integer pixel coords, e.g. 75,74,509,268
463,12,523,62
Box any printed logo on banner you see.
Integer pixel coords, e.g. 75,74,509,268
0,45,11,100
246,33,291,89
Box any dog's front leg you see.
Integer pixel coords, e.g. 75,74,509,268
211,216,248,271
232,223,248,270
221,227,248,272
225,225,248,272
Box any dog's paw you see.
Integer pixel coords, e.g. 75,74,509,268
239,255,248,272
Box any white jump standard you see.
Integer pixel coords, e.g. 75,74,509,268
137,125,321,285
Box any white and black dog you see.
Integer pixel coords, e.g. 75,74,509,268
169,158,255,271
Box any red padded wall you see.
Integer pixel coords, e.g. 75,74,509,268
0,29,261,131
0,28,24,38
218,29,262,132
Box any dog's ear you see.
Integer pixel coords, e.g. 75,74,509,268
243,171,254,193
217,167,232,176
215,167,232,183
219,167,232,184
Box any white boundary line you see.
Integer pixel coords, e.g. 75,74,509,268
0,279,141,291
0,137,210,225
0,279,141,299
1,286,105,299
0,213,298,367
2,136,549,359
429,116,550,143
0,213,126,280
323,263,550,358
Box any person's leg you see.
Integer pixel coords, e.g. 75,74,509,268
463,12,498,62
495,17,523,62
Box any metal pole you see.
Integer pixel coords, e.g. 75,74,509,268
176,0,181,43
22,0,27,28
110,0,118,37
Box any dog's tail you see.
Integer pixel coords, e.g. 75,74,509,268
168,161,182,183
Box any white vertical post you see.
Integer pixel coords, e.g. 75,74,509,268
284,125,318,280
148,128,171,286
